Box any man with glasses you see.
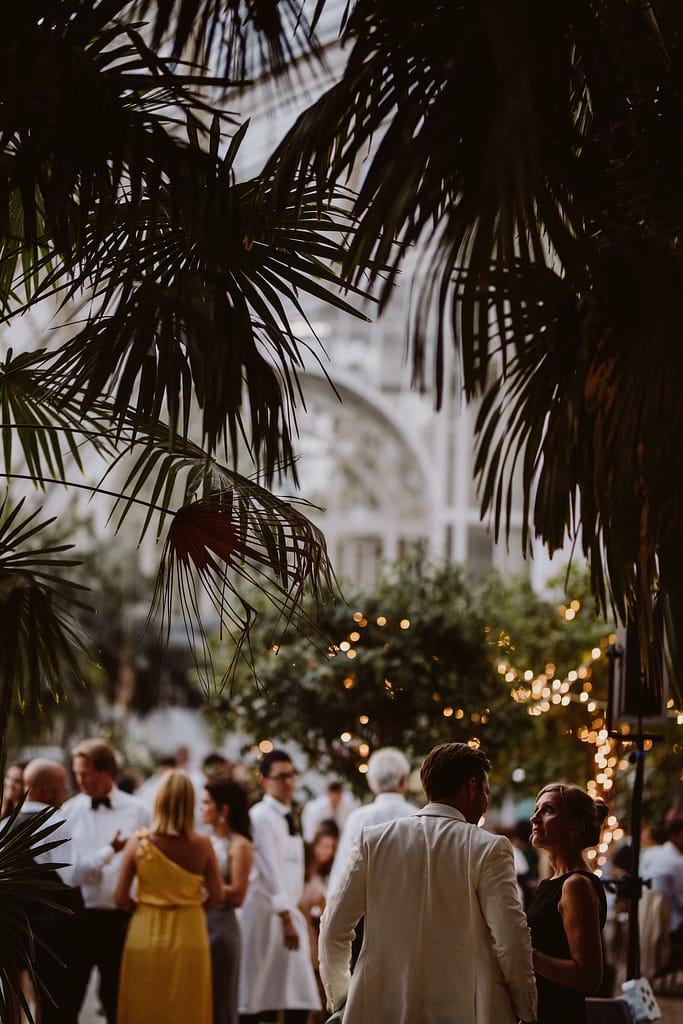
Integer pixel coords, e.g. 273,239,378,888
238,749,321,1024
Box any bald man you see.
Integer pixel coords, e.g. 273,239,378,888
19,758,84,1024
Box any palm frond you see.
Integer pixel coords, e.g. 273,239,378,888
40,122,371,482
132,0,322,80
0,799,72,1024
261,0,683,695
148,484,340,691
262,2,682,397
0,497,93,720
472,232,683,703
0,1,238,301
0,348,116,486
95,413,342,688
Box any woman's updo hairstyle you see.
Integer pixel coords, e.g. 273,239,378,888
537,783,609,849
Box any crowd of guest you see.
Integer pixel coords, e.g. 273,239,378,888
4,739,680,1023
1,741,349,1024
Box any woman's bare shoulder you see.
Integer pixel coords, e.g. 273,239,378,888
561,871,601,904
231,833,252,851
192,831,214,851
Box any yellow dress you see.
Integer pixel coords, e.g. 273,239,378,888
117,832,212,1024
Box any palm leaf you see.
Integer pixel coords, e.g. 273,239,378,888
0,798,73,1024
40,121,371,483
0,348,116,486
97,421,342,688
262,1,683,692
132,0,322,80
0,497,92,723
0,1,238,305
148,486,340,691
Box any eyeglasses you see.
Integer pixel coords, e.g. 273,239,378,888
269,771,298,782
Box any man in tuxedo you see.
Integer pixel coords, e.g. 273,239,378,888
15,758,84,1024
61,738,149,1024
238,748,321,1023
319,742,538,1024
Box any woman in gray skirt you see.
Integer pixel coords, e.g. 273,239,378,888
201,776,253,1024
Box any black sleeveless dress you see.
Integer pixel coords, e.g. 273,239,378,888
526,870,607,1024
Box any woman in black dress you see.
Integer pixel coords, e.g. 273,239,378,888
527,783,609,1024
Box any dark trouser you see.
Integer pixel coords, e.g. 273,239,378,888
350,917,364,971
67,908,130,1024
32,907,85,1024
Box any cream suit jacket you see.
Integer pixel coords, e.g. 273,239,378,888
319,803,537,1024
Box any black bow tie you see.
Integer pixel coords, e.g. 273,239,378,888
91,796,112,810
285,812,299,836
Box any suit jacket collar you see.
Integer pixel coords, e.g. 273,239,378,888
415,802,467,823
262,792,292,815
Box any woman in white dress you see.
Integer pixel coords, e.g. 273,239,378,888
200,777,253,1024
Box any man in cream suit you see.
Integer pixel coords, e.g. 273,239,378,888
319,742,537,1024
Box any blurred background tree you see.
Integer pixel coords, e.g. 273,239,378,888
202,553,619,799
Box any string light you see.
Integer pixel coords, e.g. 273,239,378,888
325,606,683,868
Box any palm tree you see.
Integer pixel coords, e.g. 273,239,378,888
0,0,377,763
3,0,681,739
256,0,683,703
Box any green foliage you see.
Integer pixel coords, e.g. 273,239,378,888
205,554,618,799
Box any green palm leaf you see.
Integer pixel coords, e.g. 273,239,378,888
0,348,115,486
0,1,237,301
261,0,683,689
0,799,73,1024
42,122,371,482
0,497,92,727
95,420,341,688
132,0,321,79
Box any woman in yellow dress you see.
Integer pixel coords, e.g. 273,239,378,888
115,769,223,1024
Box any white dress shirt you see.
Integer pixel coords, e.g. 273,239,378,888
20,799,75,886
247,793,306,914
641,840,683,932
61,786,149,909
328,791,416,893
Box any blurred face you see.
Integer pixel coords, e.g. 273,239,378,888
200,790,219,827
468,773,490,825
3,766,24,805
530,790,575,851
50,767,70,808
261,760,298,805
72,755,113,799
313,834,337,867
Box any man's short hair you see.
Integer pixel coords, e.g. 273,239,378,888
366,748,410,795
71,739,118,777
259,749,293,778
420,743,491,802
666,817,683,841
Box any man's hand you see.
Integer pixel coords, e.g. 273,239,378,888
110,831,126,853
280,911,299,951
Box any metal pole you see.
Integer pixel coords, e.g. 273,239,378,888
626,741,645,980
